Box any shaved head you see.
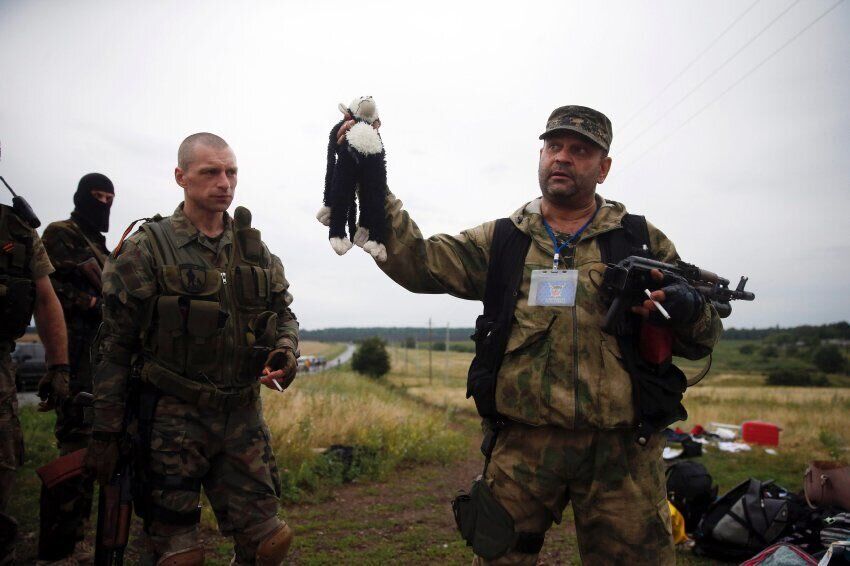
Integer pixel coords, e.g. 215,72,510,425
178,132,230,170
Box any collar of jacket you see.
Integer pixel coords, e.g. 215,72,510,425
169,203,233,249
509,193,628,253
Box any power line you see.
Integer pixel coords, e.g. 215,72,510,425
615,0,802,156
619,0,762,133
613,0,846,180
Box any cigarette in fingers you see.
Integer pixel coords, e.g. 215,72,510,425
272,379,283,392
644,288,671,320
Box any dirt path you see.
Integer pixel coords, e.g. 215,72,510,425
191,421,579,565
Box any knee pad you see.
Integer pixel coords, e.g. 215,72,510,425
255,522,293,566
156,545,204,566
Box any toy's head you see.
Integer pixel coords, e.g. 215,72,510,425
338,96,379,124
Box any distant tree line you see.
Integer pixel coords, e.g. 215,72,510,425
303,322,849,345
723,322,849,342
300,327,474,343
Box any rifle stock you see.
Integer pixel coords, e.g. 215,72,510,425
77,257,103,294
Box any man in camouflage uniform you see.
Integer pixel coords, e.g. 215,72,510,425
1,174,70,564
38,172,115,564
86,133,298,565
346,106,722,564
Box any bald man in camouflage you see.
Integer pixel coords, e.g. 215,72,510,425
344,106,722,564
85,133,298,565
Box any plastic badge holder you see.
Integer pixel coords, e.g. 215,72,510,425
528,269,578,307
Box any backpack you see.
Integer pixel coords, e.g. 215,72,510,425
665,460,717,532
467,212,651,423
694,478,792,560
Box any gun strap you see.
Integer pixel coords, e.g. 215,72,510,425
71,218,108,266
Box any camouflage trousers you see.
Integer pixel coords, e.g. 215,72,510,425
473,422,673,566
0,354,23,564
145,393,285,563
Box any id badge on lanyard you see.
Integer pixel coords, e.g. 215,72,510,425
528,207,598,308
528,269,578,306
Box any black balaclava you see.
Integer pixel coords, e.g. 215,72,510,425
73,173,114,233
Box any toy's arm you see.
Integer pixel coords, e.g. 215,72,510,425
375,192,492,301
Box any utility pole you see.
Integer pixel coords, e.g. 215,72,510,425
444,322,450,383
428,317,433,384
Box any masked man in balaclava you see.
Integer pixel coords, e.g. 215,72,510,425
38,173,114,565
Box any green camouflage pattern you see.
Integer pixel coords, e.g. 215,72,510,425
42,215,109,447
40,215,107,555
91,203,295,561
0,205,53,347
379,193,721,430
473,423,673,565
145,394,284,560
93,203,299,433
0,353,23,515
539,105,613,151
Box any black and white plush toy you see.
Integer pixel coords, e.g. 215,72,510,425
317,96,388,262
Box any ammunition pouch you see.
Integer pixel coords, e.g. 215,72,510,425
140,360,259,411
452,476,544,560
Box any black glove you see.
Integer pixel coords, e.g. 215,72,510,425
37,364,71,412
263,348,298,390
652,277,705,326
85,432,121,485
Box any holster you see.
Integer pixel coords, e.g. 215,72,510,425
452,477,517,560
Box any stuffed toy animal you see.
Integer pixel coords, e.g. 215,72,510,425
317,96,388,262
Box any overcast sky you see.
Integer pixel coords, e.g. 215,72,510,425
1,0,848,331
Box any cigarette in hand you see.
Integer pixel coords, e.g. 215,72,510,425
644,288,671,320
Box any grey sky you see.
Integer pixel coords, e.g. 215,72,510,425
1,0,848,330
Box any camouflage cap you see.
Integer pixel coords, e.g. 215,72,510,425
539,105,613,151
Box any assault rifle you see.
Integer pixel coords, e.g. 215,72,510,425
72,392,133,566
601,255,755,336
77,257,104,294
94,463,133,566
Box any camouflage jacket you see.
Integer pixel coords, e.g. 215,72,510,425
379,193,722,430
42,214,109,375
92,204,299,433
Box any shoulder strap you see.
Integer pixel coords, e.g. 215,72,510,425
483,218,531,325
140,219,178,268
70,220,108,267
598,213,651,264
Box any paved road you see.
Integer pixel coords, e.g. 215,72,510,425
308,343,355,373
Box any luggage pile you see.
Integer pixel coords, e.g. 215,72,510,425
663,425,850,564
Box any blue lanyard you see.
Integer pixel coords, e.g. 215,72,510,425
542,206,599,270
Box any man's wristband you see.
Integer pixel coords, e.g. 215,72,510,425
48,364,71,373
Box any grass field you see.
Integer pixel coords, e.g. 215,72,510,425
9,338,850,564
297,341,347,361
386,344,850,493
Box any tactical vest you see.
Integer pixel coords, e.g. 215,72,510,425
139,207,278,391
0,204,36,344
